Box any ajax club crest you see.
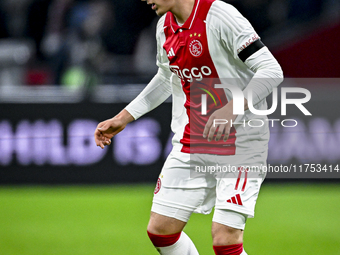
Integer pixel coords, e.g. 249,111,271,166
154,178,162,194
189,39,203,57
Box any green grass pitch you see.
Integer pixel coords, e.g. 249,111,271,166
0,183,339,255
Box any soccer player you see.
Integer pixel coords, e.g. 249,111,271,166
94,0,283,254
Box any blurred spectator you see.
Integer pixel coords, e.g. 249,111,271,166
0,0,336,87
133,18,158,75
38,0,156,86
25,0,52,60
44,0,115,87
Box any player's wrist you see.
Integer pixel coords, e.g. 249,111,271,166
114,109,135,125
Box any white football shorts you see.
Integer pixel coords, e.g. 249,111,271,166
151,149,267,230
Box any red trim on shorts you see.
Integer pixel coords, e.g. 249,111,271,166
241,170,248,192
235,167,248,192
213,243,243,255
147,231,181,247
235,169,242,190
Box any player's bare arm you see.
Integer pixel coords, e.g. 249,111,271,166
204,98,248,142
94,109,135,149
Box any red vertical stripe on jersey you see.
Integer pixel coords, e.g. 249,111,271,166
162,0,237,155
231,197,237,204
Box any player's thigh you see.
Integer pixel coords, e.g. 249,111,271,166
152,149,216,218
151,184,216,224
149,186,215,235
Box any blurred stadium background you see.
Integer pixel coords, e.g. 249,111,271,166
0,0,339,254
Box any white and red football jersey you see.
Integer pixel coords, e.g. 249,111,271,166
126,0,283,155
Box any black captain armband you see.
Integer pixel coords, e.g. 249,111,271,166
238,39,265,62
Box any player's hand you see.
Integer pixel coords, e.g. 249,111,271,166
94,109,134,149
203,100,238,142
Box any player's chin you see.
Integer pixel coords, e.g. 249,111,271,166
155,8,166,16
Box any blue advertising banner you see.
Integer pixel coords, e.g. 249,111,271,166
0,80,339,183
